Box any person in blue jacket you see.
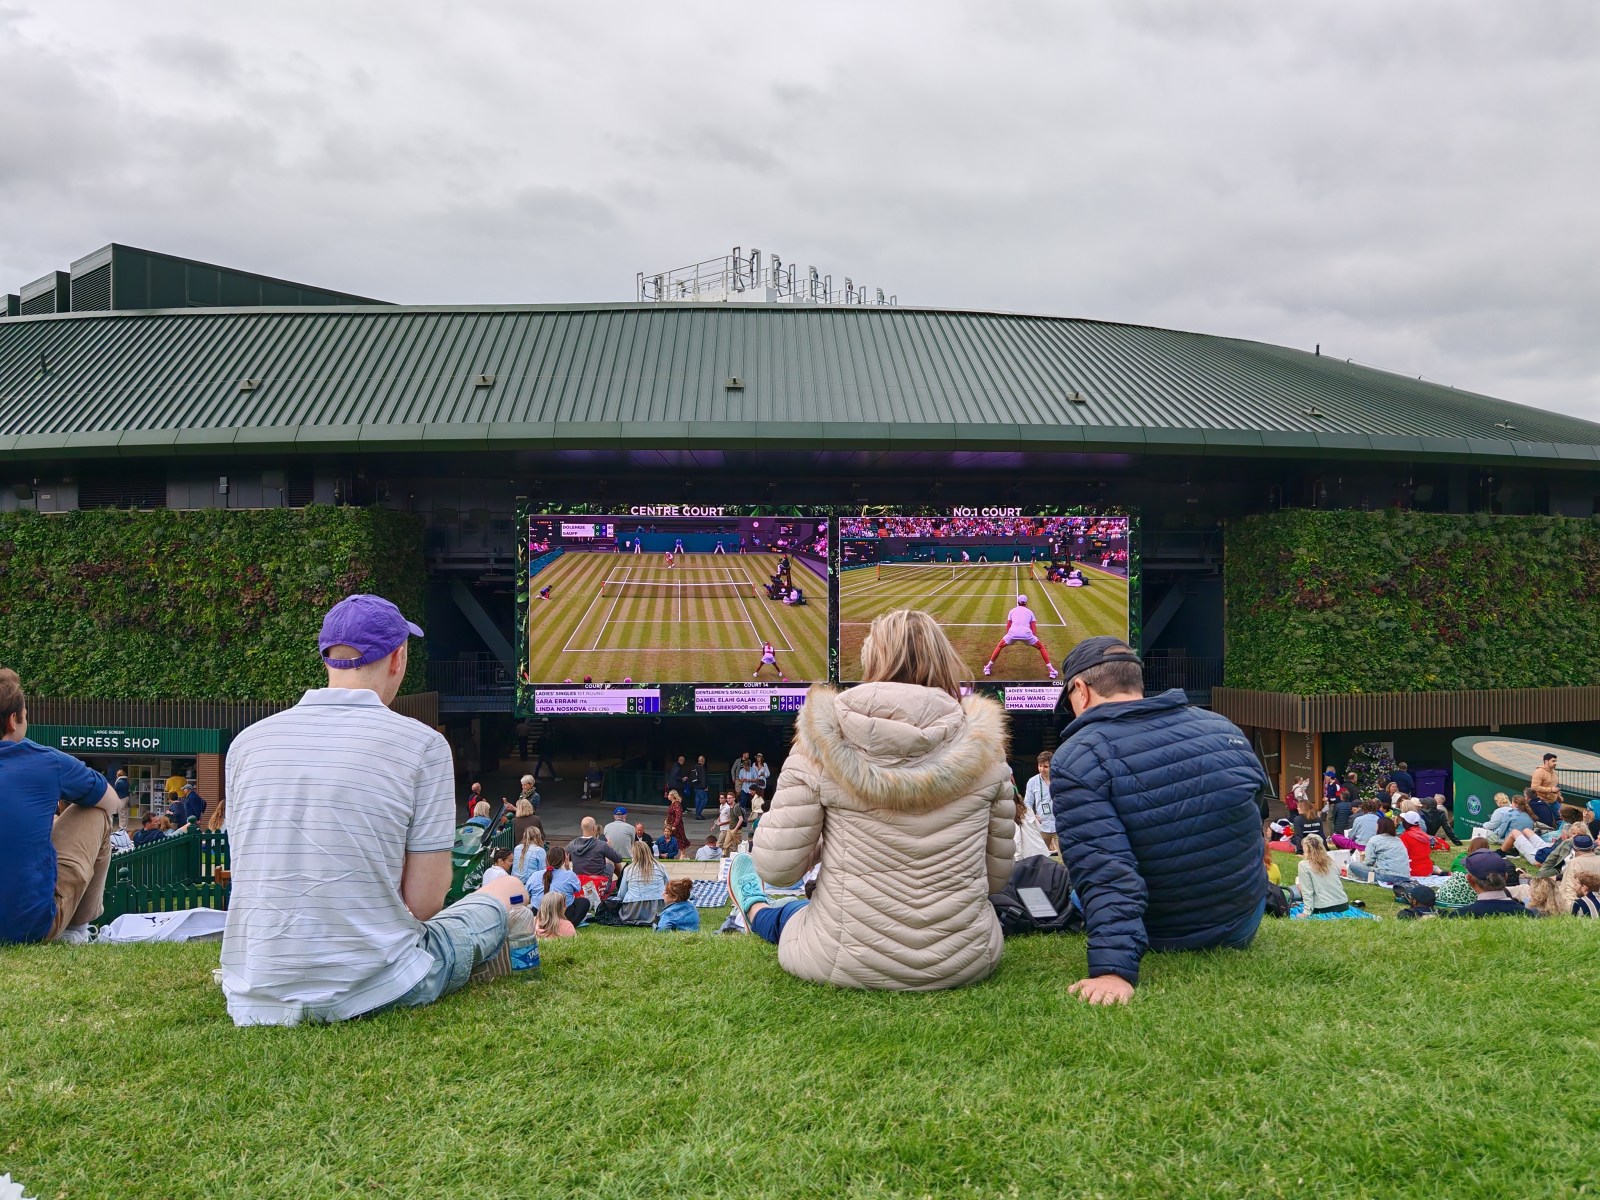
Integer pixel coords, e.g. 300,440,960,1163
653,877,700,932
1050,637,1268,1006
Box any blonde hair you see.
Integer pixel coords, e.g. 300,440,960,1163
1493,793,1510,809
535,892,567,936
629,837,659,879
515,798,535,818
473,800,491,819
519,825,544,854
1525,875,1563,916
859,608,968,698
1301,833,1332,875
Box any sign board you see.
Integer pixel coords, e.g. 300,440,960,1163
28,725,225,756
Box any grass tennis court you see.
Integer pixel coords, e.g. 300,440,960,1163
527,551,828,683
839,560,1130,680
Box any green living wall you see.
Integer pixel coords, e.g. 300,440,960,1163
1225,508,1600,693
0,506,426,701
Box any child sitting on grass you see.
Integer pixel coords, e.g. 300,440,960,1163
654,877,700,932
481,845,515,886
535,892,577,938
1290,835,1374,920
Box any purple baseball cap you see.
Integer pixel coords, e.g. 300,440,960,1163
319,594,425,669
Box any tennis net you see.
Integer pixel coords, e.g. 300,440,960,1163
874,561,1039,581
600,578,758,598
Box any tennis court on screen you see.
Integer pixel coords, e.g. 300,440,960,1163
527,552,828,684
837,560,1129,681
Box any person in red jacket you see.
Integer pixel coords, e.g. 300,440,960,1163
1398,811,1436,877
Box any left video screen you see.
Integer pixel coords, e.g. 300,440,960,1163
520,506,830,712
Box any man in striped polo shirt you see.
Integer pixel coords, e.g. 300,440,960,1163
220,594,523,1026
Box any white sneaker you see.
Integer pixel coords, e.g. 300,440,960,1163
56,925,93,945
982,662,992,676
1048,665,1059,679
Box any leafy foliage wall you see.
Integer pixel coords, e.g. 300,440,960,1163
1225,509,1600,693
0,507,426,701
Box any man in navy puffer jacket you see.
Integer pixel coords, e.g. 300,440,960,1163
1050,638,1267,1005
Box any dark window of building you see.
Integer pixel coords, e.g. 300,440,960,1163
78,476,167,510
70,264,112,312
286,471,315,508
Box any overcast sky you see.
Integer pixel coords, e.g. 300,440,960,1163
3,2,1597,417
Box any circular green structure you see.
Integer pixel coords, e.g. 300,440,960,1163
1451,735,1600,838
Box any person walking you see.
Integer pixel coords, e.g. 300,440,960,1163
726,609,1015,991
1024,751,1057,854
690,755,711,820
664,790,689,851
1050,637,1268,1006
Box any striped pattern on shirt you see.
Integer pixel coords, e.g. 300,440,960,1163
219,687,456,1026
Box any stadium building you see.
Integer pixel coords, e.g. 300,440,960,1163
7,243,1600,815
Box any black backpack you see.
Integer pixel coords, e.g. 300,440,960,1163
990,855,1085,936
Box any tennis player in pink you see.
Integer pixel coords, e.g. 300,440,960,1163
982,594,1059,679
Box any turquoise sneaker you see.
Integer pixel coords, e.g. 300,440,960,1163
727,853,770,928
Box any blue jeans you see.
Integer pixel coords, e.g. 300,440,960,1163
693,788,709,820
750,899,808,946
386,894,508,1012
1348,867,1411,887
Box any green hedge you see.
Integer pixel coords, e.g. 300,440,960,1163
0,507,426,701
1225,508,1600,693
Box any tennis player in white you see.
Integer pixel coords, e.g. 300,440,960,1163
752,642,786,682
982,594,1059,679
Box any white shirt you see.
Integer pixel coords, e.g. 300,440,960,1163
1025,772,1055,834
1006,605,1035,636
482,865,511,885
219,688,456,1026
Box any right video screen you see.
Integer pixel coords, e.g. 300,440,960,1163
838,509,1132,682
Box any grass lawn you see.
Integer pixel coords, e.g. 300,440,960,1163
4,865,1596,1199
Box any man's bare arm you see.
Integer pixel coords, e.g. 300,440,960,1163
400,850,452,922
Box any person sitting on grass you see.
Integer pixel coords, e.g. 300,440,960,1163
220,594,523,1025
1523,874,1565,917
542,845,591,925
535,892,577,938
655,824,681,860
1450,835,1490,874
0,667,124,946
695,834,721,861
1568,861,1600,917
614,839,670,925
567,816,625,897
1292,835,1371,920
1266,819,1296,852
1493,795,1539,852
654,877,700,933
481,845,515,886
1048,637,1269,1006
1447,850,1539,918
1398,811,1437,877
727,609,1015,992
1333,799,1381,851
1481,793,1517,841
1346,817,1412,886
1264,843,1282,887
1293,792,1326,852
512,827,547,895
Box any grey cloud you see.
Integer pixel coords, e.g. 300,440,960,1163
1,0,1597,418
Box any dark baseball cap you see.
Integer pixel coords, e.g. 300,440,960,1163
1572,834,1595,852
1464,849,1512,881
1058,636,1144,686
319,594,425,669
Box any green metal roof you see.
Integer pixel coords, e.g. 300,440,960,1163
2,303,1598,464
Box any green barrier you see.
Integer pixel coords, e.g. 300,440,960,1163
103,827,231,923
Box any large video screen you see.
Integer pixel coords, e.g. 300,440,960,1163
519,504,828,714
838,508,1132,686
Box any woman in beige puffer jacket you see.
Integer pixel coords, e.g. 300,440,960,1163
733,609,1016,991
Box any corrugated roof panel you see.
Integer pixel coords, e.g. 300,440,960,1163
3,303,1599,463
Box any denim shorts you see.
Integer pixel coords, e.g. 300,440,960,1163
393,893,508,1010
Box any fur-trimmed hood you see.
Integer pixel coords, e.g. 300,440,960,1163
795,682,1010,814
